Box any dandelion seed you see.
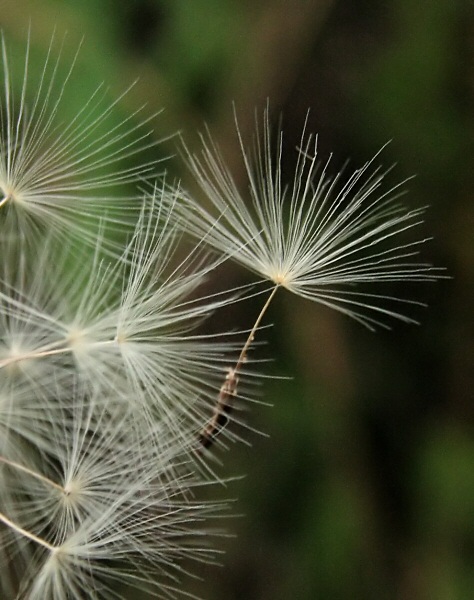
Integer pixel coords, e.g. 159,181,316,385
0,30,161,253
198,367,239,451
0,385,229,599
174,107,445,452
0,24,446,598
178,107,442,331
0,185,247,451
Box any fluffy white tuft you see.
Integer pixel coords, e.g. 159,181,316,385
0,31,160,253
177,108,443,329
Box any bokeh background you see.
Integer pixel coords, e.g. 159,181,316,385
1,1,473,599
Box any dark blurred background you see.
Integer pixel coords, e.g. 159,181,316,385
2,1,473,598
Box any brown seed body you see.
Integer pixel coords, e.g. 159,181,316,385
198,368,239,450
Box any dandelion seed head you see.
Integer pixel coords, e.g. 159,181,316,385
0,184,22,205
176,106,444,329
63,326,89,352
0,23,446,598
1,340,38,379
0,31,162,254
268,268,292,287
61,477,83,503
114,329,127,344
1,186,248,450
1,383,232,599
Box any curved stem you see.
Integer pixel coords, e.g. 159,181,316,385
0,456,64,492
0,338,117,369
234,284,279,373
0,510,55,552
0,195,10,208
197,284,280,451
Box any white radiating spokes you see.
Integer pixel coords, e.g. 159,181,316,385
0,31,161,253
178,108,443,329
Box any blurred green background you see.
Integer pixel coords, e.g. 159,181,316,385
2,1,472,598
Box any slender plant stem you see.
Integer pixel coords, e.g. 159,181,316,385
0,511,55,552
0,338,117,369
0,456,64,492
234,284,279,373
0,195,9,208
197,285,281,451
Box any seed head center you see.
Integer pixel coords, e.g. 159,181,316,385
272,271,291,286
